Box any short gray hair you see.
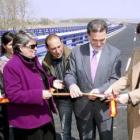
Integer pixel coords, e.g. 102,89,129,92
87,19,108,35
12,29,37,52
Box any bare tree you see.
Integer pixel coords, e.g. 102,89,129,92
0,0,29,30
17,0,28,29
0,0,9,30
5,0,19,30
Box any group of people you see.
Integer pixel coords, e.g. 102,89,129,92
0,19,140,140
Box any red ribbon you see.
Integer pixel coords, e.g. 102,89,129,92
0,97,9,104
109,94,118,117
1,89,118,118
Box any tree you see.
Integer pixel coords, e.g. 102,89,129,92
17,0,28,29
5,0,18,29
0,0,29,30
40,18,52,25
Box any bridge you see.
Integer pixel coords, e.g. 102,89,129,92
0,23,138,140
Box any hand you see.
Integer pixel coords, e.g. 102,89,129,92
69,84,83,98
116,93,129,104
101,87,114,101
42,90,52,100
104,86,113,94
53,79,64,89
88,89,99,100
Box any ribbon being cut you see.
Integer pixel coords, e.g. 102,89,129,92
51,88,118,117
1,88,117,117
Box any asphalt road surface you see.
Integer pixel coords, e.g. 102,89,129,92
53,105,128,140
53,24,139,140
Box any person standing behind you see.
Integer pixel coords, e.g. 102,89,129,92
64,19,121,140
0,32,14,140
42,34,73,140
3,30,64,140
105,23,140,140
0,32,14,72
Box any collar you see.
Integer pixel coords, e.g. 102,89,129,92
14,52,38,66
19,53,35,62
52,55,63,63
89,43,102,55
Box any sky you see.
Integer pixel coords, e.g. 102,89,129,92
29,0,140,20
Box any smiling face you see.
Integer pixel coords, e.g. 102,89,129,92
88,30,106,50
19,39,37,59
46,37,64,59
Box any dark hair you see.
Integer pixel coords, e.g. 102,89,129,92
136,23,140,34
12,29,37,52
1,32,14,55
45,34,62,48
87,19,108,35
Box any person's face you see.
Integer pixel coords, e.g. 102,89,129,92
46,37,63,59
88,30,106,49
20,39,37,59
3,41,13,55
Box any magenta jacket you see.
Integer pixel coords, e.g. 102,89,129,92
3,53,57,129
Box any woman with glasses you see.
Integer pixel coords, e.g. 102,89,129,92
3,30,64,140
0,31,14,140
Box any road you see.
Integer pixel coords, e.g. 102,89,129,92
53,24,139,140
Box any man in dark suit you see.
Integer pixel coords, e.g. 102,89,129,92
64,19,121,140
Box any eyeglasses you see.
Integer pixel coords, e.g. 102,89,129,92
25,43,37,49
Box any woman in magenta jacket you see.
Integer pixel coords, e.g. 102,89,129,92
3,30,64,140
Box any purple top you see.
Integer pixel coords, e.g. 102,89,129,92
3,53,57,129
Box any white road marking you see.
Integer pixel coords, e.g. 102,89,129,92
125,58,131,72
117,105,127,109
107,25,126,38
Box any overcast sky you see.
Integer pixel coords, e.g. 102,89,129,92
30,0,140,20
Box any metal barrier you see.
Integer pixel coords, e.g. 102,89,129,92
0,23,112,37
0,24,123,57
36,24,124,56
0,26,87,37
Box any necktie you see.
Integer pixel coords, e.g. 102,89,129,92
91,50,98,82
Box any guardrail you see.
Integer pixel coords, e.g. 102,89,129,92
28,26,87,36
36,24,124,56
0,23,112,37
0,24,123,57
0,26,87,37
